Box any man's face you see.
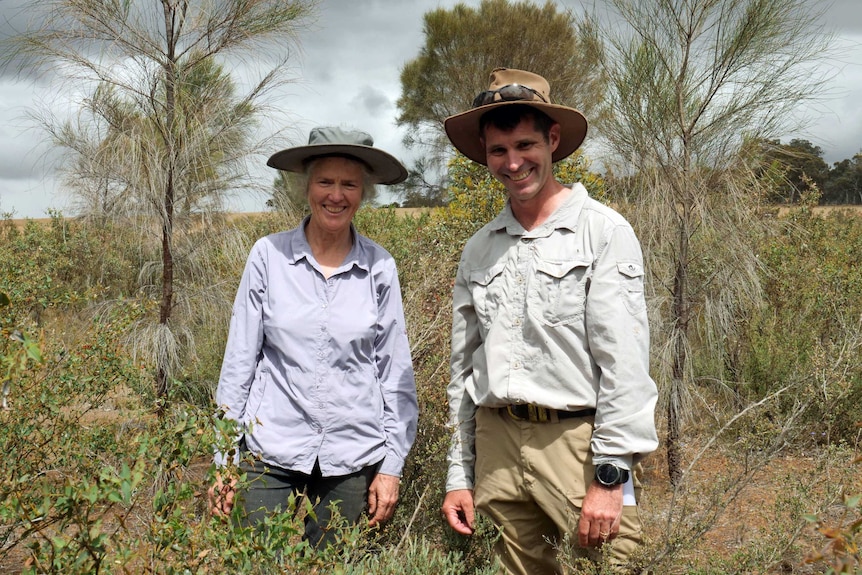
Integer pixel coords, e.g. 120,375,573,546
482,118,560,206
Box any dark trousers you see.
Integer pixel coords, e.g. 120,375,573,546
238,457,377,549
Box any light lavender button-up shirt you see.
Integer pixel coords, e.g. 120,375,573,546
215,218,418,478
446,183,658,491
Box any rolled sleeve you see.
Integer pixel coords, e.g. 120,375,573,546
446,262,481,491
213,241,267,466
375,263,418,477
586,224,659,468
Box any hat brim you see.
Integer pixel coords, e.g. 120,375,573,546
444,101,588,165
267,144,408,185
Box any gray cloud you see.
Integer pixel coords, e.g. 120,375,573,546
349,84,392,117
820,0,862,34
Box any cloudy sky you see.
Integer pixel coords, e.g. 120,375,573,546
1,0,860,218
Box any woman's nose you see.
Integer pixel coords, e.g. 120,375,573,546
330,183,347,198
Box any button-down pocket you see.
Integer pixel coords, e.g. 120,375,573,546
617,261,646,315
469,262,507,331
244,367,270,426
529,258,590,326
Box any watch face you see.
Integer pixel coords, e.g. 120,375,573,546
596,464,622,486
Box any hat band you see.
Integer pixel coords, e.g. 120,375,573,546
302,152,373,173
472,84,548,108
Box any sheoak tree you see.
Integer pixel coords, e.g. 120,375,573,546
584,0,834,485
4,0,316,415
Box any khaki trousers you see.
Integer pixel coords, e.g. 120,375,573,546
473,406,643,575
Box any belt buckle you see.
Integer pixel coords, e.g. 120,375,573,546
506,405,526,421
506,404,552,422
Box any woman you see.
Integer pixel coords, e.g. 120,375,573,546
208,127,418,548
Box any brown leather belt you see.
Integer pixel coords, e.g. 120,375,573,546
503,404,596,423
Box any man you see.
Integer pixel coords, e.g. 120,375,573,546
441,68,658,574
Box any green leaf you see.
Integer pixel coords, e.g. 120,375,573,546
0,292,9,307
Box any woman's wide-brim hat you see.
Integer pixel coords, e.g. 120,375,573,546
444,68,588,165
267,126,408,185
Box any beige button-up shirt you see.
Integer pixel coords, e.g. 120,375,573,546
446,183,658,491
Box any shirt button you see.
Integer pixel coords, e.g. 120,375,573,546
513,318,522,327
513,361,522,369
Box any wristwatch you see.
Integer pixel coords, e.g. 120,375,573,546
594,463,630,487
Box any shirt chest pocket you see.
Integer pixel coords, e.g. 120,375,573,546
468,262,507,331
617,261,646,315
528,258,591,326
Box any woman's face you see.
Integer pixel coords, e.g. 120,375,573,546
306,156,365,236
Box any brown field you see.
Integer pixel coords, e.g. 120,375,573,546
3,207,439,231
5,204,861,231
774,204,862,217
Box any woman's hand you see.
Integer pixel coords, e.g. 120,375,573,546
367,473,400,526
208,472,237,517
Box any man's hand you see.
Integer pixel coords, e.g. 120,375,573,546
578,481,623,547
208,472,237,517
442,489,475,535
368,473,400,526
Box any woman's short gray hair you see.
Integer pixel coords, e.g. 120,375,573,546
300,156,376,201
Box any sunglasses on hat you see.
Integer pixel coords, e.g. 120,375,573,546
472,83,548,108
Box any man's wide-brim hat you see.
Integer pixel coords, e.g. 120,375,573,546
444,68,588,165
267,126,408,185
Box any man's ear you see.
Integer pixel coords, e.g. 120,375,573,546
548,123,561,153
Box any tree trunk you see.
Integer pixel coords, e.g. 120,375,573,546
155,184,173,418
156,4,178,418
667,222,690,487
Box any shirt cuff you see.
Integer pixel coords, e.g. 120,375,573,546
591,455,632,470
213,445,241,468
378,453,406,477
446,463,474,492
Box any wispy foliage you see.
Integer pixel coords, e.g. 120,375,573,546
584,0,836,484
2,0,317,413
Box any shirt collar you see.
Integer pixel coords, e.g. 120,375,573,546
488,182,588,238
291,216,369,273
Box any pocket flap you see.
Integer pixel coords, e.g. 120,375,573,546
535,259,590,279
617,262,644,278
469,261,507,286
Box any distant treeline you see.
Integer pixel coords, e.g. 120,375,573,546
763,138,862,205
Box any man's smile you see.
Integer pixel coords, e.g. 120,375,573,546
510,168,533,182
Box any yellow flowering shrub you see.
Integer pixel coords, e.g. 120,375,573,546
431,151,606,252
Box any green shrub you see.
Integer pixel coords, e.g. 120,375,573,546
2,185,860,573
744,208,862,437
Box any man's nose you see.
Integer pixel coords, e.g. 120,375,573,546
506,151,523,171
